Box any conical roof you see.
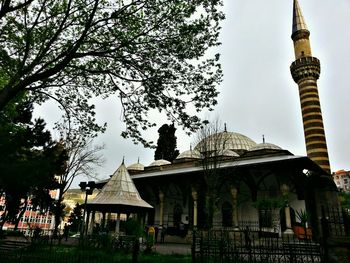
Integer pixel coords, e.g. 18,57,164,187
88,163,152,209
292,0,308,35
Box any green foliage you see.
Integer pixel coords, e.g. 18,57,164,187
154,124,180,162
68,203,83,232
0,0,224,144
0,98,68,225
295,209,310,226
339,192,350,210
121,219,143,237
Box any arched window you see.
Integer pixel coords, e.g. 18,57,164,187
173,204,183,229
222,202,233,227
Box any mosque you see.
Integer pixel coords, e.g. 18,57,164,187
85,0,338,239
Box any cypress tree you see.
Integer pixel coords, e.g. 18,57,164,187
154,124,179,162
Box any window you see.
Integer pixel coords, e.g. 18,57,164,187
222,202,233,227
344,179,348,184
259,209,272,228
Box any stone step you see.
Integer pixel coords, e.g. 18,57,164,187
0,240,30,251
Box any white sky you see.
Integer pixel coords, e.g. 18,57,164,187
34,0,350,187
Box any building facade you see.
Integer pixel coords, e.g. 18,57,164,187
333,170,350,192
126,131,336,239
0,191,57,236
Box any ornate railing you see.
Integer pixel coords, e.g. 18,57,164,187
192,228,322,263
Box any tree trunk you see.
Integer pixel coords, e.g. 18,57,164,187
206,192,215,229
53,186,65,238
14,200,28,230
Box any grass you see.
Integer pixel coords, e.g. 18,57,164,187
3,244,191,263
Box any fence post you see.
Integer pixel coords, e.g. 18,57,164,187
192,229,196,263
131,237,139,263
320,206,329,262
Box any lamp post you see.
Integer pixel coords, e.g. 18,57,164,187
79,181,96,237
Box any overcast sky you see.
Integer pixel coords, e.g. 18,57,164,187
34,0,350,187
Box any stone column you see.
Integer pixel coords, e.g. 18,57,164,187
281,184,293,234
85,211,91,235
159,191,164,227
192,189,198,229
102,212,106,230
115,213,121,234
88,211,95,234
231,187,239,230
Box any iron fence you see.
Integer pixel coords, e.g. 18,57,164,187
322,206,350,237
192,229,322,263
1,248,129,263
192,206,350,263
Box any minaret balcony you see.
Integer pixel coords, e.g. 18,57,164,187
290,56,321,83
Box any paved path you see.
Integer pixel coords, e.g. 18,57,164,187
154,243,191,255
61,237,192,255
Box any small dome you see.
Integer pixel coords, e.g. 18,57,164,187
210,149,239,157
195,131,257,153
176,149,201,160
127,162,145,171
249,143,282,151
149,159,171,167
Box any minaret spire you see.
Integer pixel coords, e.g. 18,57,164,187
290,0,331,174
291,0,312,59
292,0,308,35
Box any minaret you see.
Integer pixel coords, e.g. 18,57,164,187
290,0,330,173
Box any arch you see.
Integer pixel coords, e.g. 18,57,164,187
173,203,183,229
222,201,233,227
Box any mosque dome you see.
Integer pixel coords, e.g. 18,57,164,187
176,149,201,160
249,143,282,151
127,161,145,171
194,131,257,154
149,159,171,167
210,149,240,157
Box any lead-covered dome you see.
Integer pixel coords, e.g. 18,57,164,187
249,143,282,151
195,131,257,155
210,149,240,157
127,162,145,171
176,149,201,160
149,159,171,167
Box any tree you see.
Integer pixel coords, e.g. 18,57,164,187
0,0,224,143
0,98,67,229
68,203,83,233
51,122,104,235
194,119,229,228
154,123,179,162
339,192,350,210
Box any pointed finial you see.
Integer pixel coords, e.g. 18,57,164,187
122,156,125,164
137,157,140,164
224,123,227,132
262,135,265,144
292,0,308,36
190,144,192,151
